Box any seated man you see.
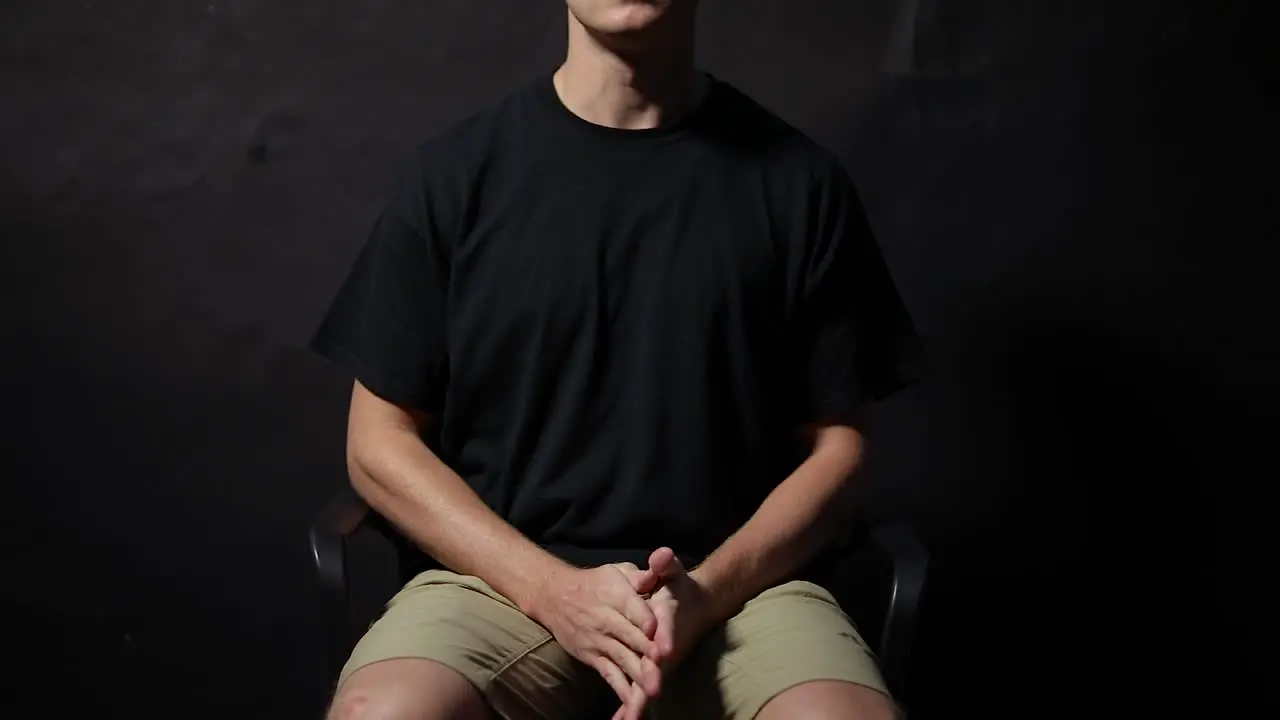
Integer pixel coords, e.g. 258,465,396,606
312,1,925,718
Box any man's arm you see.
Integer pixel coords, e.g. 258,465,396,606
345,381,568,613
689,422,865,623
346,380,664,701
681,157,926,629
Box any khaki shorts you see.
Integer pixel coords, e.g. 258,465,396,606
339,570,891,720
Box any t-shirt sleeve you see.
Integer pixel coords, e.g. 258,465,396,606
792,160,928,425
310,158,450,411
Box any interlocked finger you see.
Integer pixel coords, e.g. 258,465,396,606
589,655,634,706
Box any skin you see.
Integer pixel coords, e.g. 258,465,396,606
608,424,868,720
344,382,662,701
337,2,883,718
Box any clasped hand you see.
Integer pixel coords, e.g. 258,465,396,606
529,548,711,720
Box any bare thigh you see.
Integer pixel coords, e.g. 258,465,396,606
328,570,613,720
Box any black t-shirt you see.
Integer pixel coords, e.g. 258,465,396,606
312,74,926,571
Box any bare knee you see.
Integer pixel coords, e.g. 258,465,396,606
757,680,899,720
328,659,490,720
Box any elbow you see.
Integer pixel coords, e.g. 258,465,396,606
813,428,867,523
344,412,429,507
344,426,385,500
344,437,364,486
812,424,865,478
342,381,432,504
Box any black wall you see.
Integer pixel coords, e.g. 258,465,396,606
1,1,1263,717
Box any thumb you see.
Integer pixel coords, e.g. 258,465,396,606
647,547,685,579
616,563,663,595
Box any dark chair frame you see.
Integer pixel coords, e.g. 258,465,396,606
310,484,928,706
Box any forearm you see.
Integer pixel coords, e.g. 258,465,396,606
691,425,865,622
348,424,571,615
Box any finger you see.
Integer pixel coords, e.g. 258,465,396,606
625,681,649,720
652,595,677,659
620,591,659,640
612,695,637,720
614,563,663,596
640,654,662,694
633,568,662,595
597,635,648,688
598,636,661,697
611,681,648,720
613,562,641,579
607,606,659,657
589,656,635,706
647,547,684,579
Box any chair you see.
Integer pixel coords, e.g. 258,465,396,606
311,484,929,712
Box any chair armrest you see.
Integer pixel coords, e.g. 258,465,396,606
310,484,370,596
870,520,929,698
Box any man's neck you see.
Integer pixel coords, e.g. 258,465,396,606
554,13,700,131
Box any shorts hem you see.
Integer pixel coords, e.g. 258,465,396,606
740,675,896,720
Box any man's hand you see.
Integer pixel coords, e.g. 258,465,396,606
645,548,712,667
526,565,663,705
611,548,715,720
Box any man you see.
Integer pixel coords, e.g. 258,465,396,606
313,1,925,718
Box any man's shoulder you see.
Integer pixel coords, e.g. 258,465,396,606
405,77,543,175
706,77,848,182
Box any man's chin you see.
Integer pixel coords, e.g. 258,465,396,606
595,4,671,37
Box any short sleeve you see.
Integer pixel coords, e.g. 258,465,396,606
792,161,928,425
310,159,450,411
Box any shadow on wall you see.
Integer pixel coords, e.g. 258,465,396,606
837,1,1222,713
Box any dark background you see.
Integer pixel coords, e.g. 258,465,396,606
1,0,1265,717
